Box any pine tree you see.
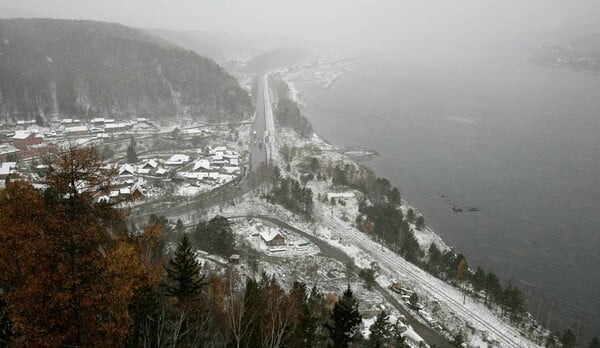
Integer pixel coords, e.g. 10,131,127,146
452,332,465,347
471,266,486,294
416,215,425,229
326,286,362,348
192,215,235,257
392,321,410,348
369,311,392,347
560,329,576,348
126,138,138,163
165,234,205,303
175,219,185,233
484,271,502,304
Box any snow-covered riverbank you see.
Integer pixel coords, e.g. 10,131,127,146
265,59,545,347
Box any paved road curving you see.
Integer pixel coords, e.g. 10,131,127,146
248,215,451,348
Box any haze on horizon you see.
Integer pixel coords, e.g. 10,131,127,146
1,0,600,51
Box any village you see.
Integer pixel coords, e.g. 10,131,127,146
0,116,247,205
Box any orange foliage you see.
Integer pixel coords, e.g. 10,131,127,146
0,147,161,347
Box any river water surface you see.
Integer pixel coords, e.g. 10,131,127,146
300,44,600,338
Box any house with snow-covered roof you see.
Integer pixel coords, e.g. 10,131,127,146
165,154,190,165
259,230,285,247
193,159,211,172
104,122,129,132
141,159,159,170
12,130,42,150
119,164,136,177
64,125,89,136
0,162,16,179
0,144,19,162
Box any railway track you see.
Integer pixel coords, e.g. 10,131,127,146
322,216,537,348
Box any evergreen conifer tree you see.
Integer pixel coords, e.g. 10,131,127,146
392,321,410,348
452,332,465,347
369,311,392,347
165,234,204,303
326,286,362,348
126,138,138,163
560,329,576,348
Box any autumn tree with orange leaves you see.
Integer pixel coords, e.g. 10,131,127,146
0,146,162,347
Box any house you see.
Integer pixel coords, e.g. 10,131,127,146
326,192,355,202
229,254,240,265
0,162,16,179
130,183,144,200
16,120,35,127
104,123,129,132
221,166,240,175
12,130,42,150
259,230,285,247
212,146,227,155
91,118,105,125
142,159,159,170
193,159,211,172
226,157,239,166
118,164,136,177
137,159,160,175
165,154,190,165
180,128,204,137
64,125,89,136
0,144,19,162
61,118,81,125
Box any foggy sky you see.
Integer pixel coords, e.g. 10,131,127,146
1,0,599,47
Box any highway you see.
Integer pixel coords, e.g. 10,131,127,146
249,73,271,171
132,73,275,223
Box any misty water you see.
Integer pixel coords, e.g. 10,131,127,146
301,43,600,335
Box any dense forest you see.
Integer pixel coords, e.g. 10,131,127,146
0,18,252,122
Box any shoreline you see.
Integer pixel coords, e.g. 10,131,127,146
269,61,549,347
277,62,452,250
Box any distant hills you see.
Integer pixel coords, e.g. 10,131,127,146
0,18,252,122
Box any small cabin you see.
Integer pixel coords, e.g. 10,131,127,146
259,230,285,247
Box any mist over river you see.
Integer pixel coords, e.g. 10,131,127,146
300,43,600,337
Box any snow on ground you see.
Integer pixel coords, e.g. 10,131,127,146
210,173,537,347
172,69,542,348
264,120,540,347
175,183,208,197
230,217,320,258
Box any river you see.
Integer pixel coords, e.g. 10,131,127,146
298,43,600,339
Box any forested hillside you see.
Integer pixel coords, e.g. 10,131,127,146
0,18,252,122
